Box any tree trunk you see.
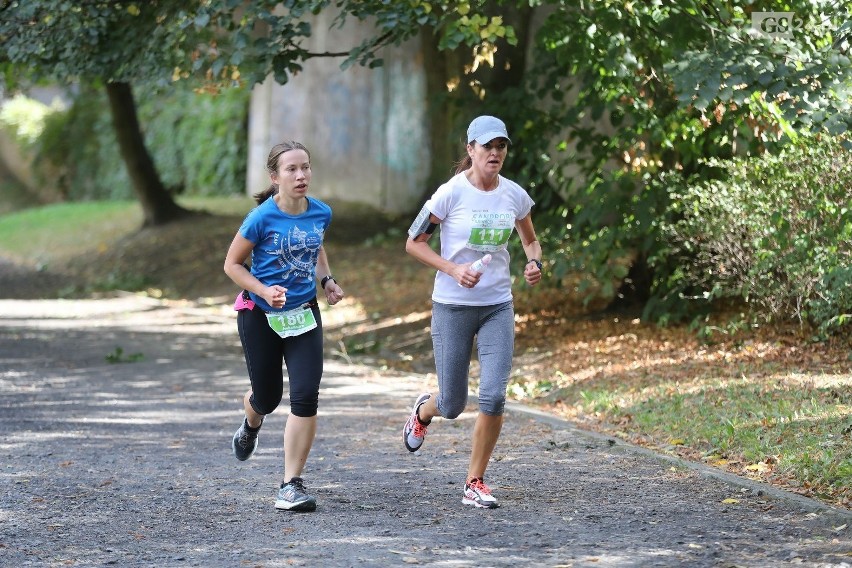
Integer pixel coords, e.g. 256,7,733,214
105,81,191,227
417,4,536,207
608,252,652,312
477,2,534,92
420,32,466,200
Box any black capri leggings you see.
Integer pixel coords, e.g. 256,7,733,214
237,303,323,417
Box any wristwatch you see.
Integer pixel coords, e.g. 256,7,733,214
527,259,543,270
321,275,336,289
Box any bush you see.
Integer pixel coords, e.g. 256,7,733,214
0,94,64,145
33,82,249,200
0,94,67,202
651,136,852,336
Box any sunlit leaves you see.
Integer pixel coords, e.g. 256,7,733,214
0,0,519,91
656,136,851,334
505,0,851,321
665,2,852,136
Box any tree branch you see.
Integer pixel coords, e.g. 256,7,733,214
305,30,395,60
304,50,350,57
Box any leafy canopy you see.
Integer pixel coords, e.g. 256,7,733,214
0,0,516,89
497,0,850,315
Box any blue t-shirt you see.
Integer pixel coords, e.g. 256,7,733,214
239,196,332,312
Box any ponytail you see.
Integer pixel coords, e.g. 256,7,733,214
253,185,277,204
453,154,472,175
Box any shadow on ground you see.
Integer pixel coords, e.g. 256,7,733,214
0,298,849,567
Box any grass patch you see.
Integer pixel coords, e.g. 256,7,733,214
518,324,852,507
175,195,254,216
0,196,255,267
0,200,141,266
624,375,851,500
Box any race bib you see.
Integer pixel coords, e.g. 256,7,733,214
466,211,514,252
265,305,317,338
467,226,512,252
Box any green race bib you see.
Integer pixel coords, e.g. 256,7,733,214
265,305,317,338
468,227,512,251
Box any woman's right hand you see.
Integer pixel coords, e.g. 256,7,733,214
453,263,483,289
261,285,287,309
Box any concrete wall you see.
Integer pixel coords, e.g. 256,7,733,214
247,12,428,214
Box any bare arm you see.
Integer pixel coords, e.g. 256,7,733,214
223,233,287,309
315,245,344,305
405,213,482,287
516,214,542,286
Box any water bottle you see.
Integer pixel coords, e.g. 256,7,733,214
470,254,492,274
460,254,492,287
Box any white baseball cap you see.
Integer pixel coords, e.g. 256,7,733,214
467,115,511,145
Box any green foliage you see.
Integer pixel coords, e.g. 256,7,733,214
0,0,517,91
666,2,852,140
140,85,249,197
500,1,749,305
653,136,852,335
496,0,851,320
0,1,197,86
105,346,144,364
34,84,248,200
327,1,518,71
0,94,64,147
4,0,849,327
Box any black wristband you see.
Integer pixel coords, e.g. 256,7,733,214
527,259,542,270
321,275,335,289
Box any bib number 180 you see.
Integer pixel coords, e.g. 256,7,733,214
265,305,317,338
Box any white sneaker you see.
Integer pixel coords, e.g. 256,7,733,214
402,393,431,452
463,477,499,509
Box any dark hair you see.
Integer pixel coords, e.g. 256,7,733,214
253,141,311,204
454,152,473,175
454,137,513,175
454,138,474,175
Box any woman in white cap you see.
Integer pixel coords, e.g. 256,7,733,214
402,115,543,508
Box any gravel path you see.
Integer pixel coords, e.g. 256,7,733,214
0,297,849,567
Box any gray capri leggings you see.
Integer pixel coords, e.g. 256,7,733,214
430,300,515,418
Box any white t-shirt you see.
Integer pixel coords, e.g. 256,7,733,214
425,172,535,306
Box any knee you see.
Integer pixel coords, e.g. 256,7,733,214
438,397,467,420
289,392,319,417
289,401,318,417
250,392,282,416
478,394,506,416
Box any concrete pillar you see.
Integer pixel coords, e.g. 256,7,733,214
246,13,428,214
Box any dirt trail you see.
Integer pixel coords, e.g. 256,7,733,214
0,297,849,567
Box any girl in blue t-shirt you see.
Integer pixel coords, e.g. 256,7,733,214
224,141,345,512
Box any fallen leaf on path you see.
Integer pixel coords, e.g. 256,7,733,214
744,462,771,473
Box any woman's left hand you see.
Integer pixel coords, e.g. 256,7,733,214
523,261,542,286
325,281,344,305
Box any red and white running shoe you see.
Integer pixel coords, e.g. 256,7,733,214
463,477,499,509
403,393,432,452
